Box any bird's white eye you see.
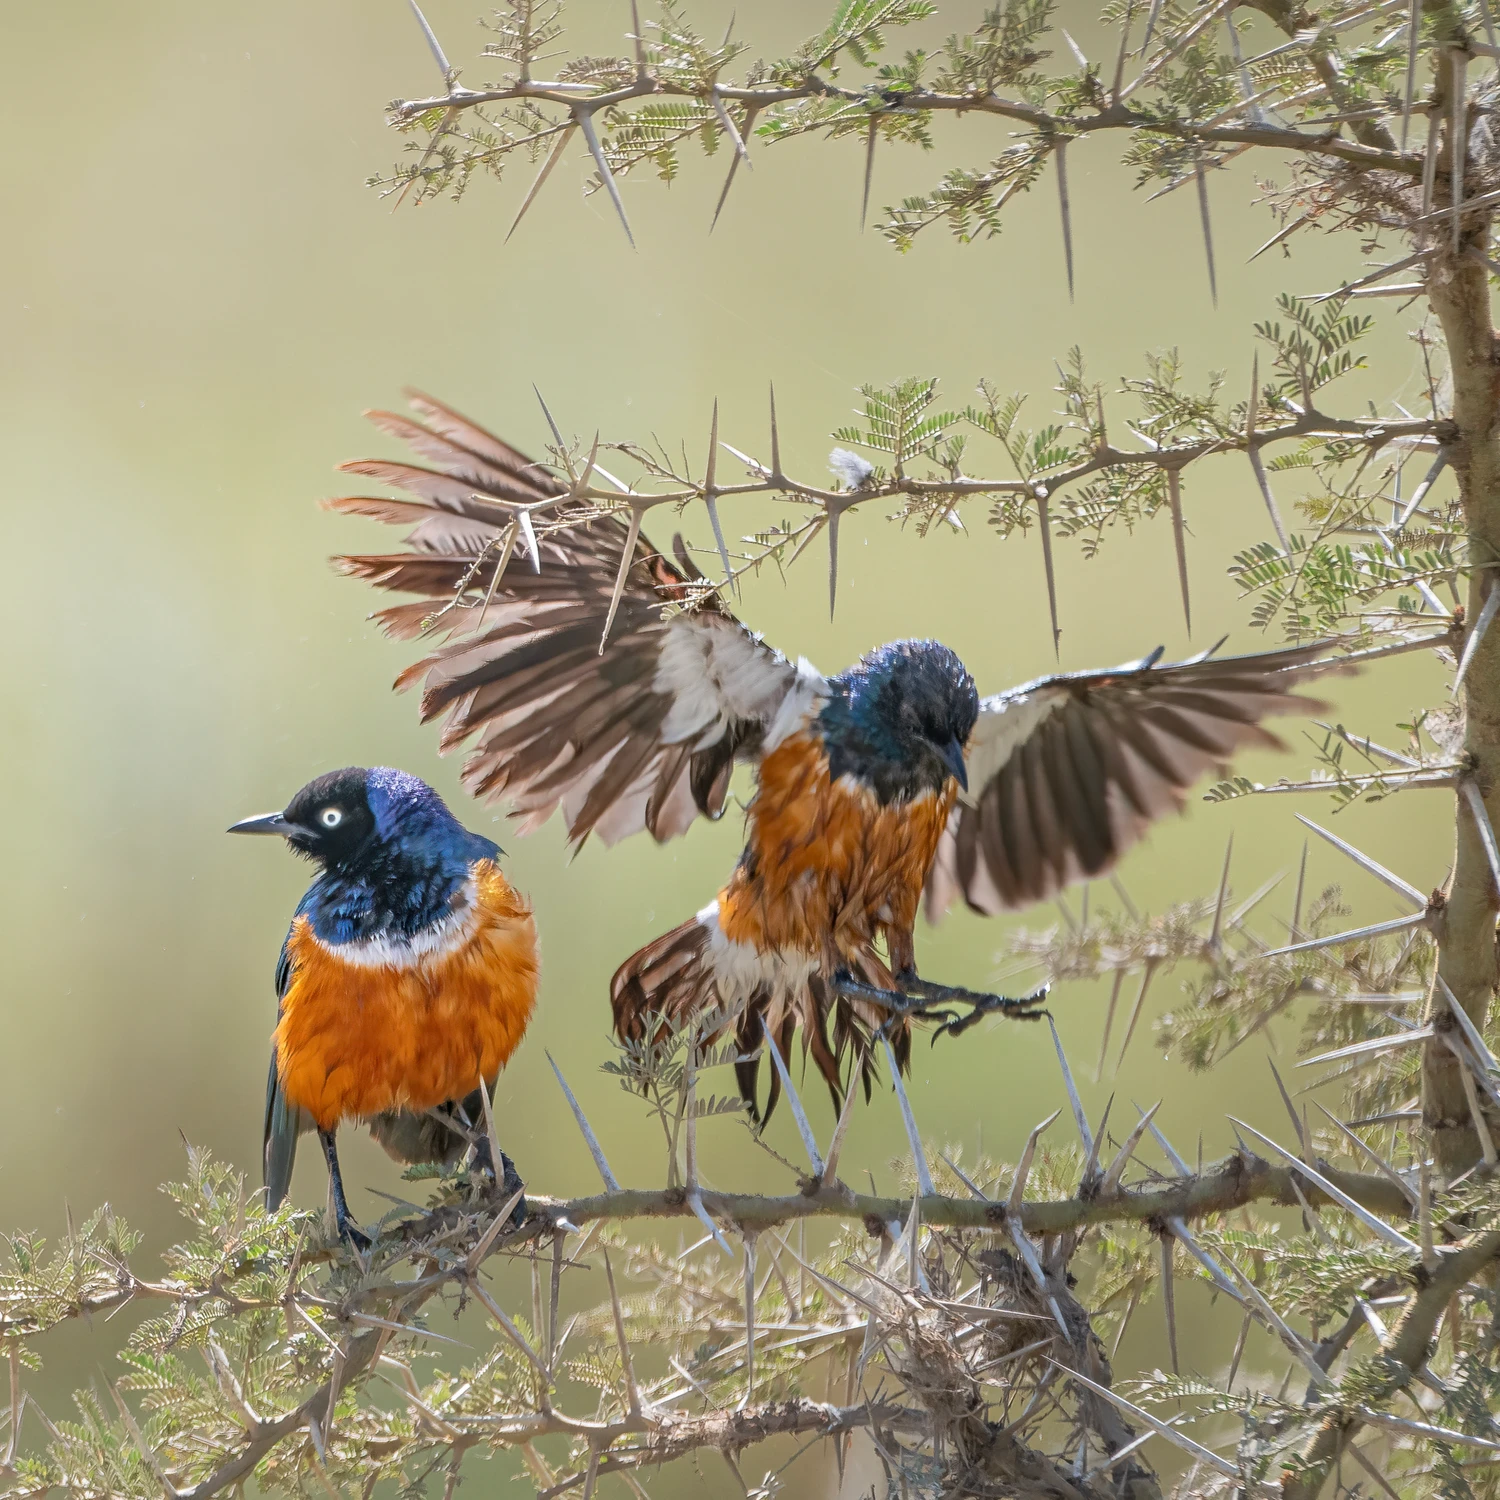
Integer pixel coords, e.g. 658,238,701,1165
319,807,343,828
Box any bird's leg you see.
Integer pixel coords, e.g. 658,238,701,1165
318,1129,371,1251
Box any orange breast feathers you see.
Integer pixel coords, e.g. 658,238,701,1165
274,860,539,1132
717,730,958,966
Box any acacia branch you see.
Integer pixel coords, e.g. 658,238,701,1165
1281,1228,1500,1500
519,1152,1416,1237
389,77,1424,177
176,1331,382,1500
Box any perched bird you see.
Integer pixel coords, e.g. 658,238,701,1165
328,393,1347,1117
230,766,539,1245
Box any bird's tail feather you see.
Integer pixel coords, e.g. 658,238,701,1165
263,1056,311,1212
610,915,911,1123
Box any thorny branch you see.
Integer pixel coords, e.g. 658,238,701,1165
368,0,1500,1202
17,4,1500,1498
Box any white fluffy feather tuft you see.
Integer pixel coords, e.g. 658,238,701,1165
827,447,876,490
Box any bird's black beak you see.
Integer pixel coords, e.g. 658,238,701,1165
228,811,292,837
937,737,969,792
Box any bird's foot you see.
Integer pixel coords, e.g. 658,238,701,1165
336,1212,372,1253
474,1137,528,1229
832,970,1050,1040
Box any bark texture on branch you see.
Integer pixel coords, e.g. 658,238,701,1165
1424,126,1500,1175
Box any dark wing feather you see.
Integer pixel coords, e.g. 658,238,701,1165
264,912,312,1210
925,641,1352,919
330,391,799,847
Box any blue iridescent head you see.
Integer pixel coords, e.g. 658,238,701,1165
229,767,493,874
820,640,979,803
230,767,501,944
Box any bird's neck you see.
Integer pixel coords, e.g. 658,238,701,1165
310,842,477,945
817,689,943,806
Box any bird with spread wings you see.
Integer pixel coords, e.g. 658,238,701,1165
329,392,1349,1119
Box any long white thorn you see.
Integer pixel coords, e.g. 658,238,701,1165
1247,447,1292,553
1313,1102,1420,1207
518,508,541,574
1160,1232,1179,1372
1048,1015,1092,1157
1395,451,1447,528
1102,1101,1161,1192
1055,141,1075,300
408,0,453,82
1265,1055,1308,1156
1434,974,1500,1073
1081,1095,1113,1185
1447,1034,1499,1165
763,1024,824,1178
1294,815,1425,908
1205,1241,1330,1385
1009,1221,1070,1336
1168,1216,1241,1299
1194,156,1218,306
602,1248,643,1417
599,505,644,653
702,399,736,592
1114,960,1159,1069
1008,1108,1062,1214
820,1075,861,1189
741,1234,758,1406
1258,911,1427,959
1461,779,1500,899
475,522,520,631
827,503,844,621
1297,1028,1434,1069
861,116,878,231
1053,1362,1269,1485
938,1151,990,1200
1096,970,1124,1082
506,123,578,243
534,384,566,452
577,108,635,250
1227,1117,1420,1252
1245,353,1291,553
1137,1103,1192,1176
881,1037,934,1198
1402,0,1421,150
689,1190,732,1256
1038,489,1060,657
546,1052,620,1191
1453,583,1500,693
1209,836,1233,952
710,87,752,169
1167,468,1191,635
1111,0,1135,100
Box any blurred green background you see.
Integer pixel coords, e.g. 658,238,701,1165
0,1,1451,1493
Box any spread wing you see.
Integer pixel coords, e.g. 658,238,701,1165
331,391,801,847
924,641,1350,919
